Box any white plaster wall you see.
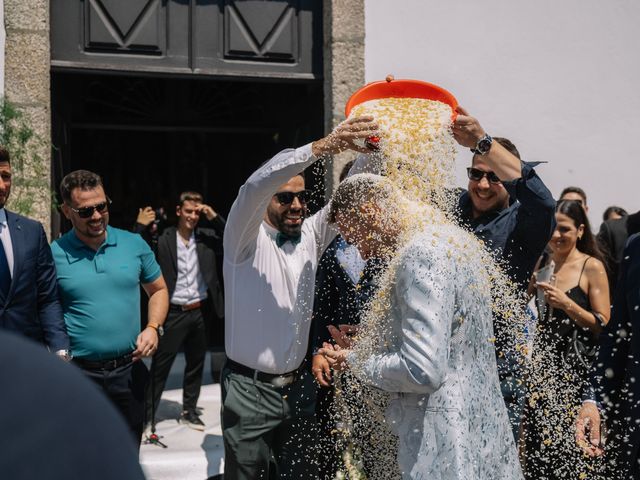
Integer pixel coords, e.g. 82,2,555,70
0,0,4,96
364,0,640,228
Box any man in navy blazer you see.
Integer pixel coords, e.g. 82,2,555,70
0,146,69,355
576,233,640,478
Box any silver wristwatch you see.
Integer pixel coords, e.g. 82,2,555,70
55,349,73,362
470,134,493,156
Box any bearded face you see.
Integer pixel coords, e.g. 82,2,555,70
265,175,308,237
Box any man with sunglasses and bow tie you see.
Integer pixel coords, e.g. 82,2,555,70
51,169,169,445
221,116,379,480
452,107,556,440
0,146,69,356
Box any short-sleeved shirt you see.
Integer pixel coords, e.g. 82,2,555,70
51,226,161,360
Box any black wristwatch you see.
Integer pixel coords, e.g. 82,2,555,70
147,323,164,337
470,134,493,156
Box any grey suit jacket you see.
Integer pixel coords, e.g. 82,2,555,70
351,224,523,479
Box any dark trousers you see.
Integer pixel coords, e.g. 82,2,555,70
145,305,208,425
315,386,341,479
77,360,149,445
631,454,640,480
221,363,318,480
497,353,525,441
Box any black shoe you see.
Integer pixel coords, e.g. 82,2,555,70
179,410,205,431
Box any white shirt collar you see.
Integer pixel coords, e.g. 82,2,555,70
176,229,196,246
0,208,7,226
262,221,279,240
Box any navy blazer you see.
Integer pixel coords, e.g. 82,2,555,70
592,233,640,474
458,161,556,290
311,236,382,352
0,211,68,350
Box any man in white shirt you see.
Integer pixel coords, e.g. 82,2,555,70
146,191,225,431
221,116,379,479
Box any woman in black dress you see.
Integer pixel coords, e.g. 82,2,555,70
521,200,610,479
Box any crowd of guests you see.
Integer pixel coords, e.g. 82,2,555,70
0,102,639,479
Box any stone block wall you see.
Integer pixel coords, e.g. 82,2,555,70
0,0,5,95
323,0,365,196
3,0,51,232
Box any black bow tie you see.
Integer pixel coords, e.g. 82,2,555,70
276,232,301,248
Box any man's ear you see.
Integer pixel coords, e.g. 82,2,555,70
61,204,72,220
175,205,182,217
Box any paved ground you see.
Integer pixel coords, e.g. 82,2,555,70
139,353,224,480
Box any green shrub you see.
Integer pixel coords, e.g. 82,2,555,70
0,97,51,217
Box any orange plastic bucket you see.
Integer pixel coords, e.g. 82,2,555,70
345,78,458,121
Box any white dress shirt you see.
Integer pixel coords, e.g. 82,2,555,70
223,144,337,374
0,208,14,277
171,231,208,306
335,236,366,285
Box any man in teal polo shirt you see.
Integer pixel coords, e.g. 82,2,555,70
51,170,169,443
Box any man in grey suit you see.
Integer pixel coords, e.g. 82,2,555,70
320,174,523,479
0,145,69,357
145,191,225,431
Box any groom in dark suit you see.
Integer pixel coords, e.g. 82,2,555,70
145,191,225,431
0,146,69,356
577,233,640,478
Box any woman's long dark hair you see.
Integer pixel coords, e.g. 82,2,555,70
555,200,604,263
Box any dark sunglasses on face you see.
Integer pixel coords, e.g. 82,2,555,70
558,198,583,206
274,190,310,205
69,199,111,218
466,167,502,184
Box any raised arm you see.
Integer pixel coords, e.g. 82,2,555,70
453,106,555,211
453,106,521,181
224,117,379,264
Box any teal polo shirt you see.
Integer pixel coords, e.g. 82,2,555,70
51,226,161,360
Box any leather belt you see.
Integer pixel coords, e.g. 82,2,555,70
170,301,203,312
74,353,133,371
226,359,306,388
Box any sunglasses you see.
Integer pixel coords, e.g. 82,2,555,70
466,167,501,184
558,198,584,206
274,190,310,205
69,199,111,218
